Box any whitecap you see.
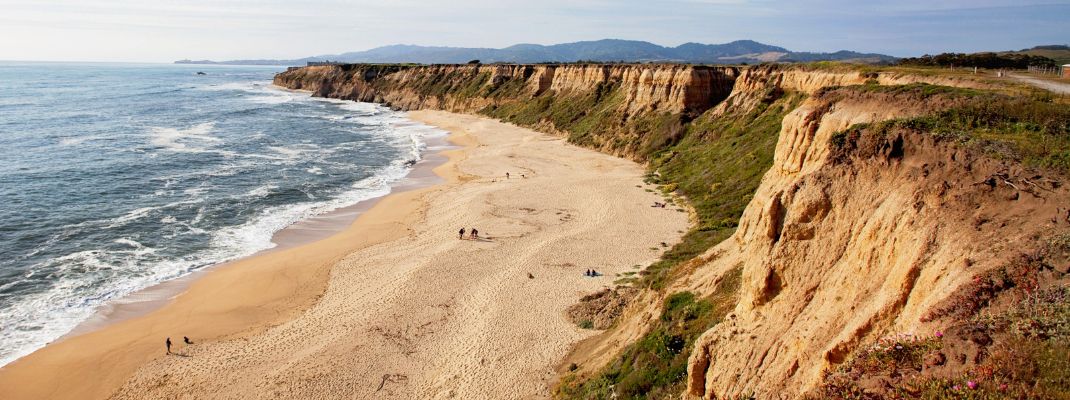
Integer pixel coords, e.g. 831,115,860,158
113,238,143,248
107,198,205,228
109,206,159,227
339,102,382,115
266,146,304,159
314,98,386,115
149,122,234,156
247,92,300,105
265,144,324,161
246,184,278,198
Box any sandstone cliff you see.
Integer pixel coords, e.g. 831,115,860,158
276,63,738,159
683,88,1069,398
276,64,737,117
275,63,1068,398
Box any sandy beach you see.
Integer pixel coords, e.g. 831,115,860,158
0,110,687,399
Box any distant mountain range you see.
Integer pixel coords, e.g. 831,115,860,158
175,39,897,66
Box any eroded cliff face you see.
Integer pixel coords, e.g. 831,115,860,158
276,63,737,117
274,64,997,163
682,90,1069,398
274,63,1058,399
275,64,987,125
276,63,742,160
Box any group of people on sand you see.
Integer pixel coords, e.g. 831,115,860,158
651,201,667,208
165,336,194,355
458,227,480,240
584,269,600,277
505,172,526,179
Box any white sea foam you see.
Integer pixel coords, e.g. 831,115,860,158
106,198,206,228
108,206,159,226
113,238,145,248
266,145,305,159
197,82,258,92
200,81,305,107
211,164,406,257
262,143,328,162
0,90,449,368
339,102,382,115
149,122,234,156
0,242,167,366
314,97,387,116
245,184,278,198
247,91,302,105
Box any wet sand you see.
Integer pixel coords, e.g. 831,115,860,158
65,132,455,337
0,110,688,399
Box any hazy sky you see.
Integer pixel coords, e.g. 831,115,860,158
0,0,1067,62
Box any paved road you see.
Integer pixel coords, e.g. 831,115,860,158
1009,74,1070,95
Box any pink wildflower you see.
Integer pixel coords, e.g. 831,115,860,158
953,385,961,391
967,381,977,390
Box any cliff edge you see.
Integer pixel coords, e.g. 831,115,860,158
275,63,1070,398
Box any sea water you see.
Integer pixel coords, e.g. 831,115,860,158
0,62,443,366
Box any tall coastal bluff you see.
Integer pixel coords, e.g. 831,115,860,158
275,64,1067,398
276,63,739,159
681,89,1067,397
274,63,983,160
276,63,738,116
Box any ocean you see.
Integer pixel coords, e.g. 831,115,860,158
0,62,444,366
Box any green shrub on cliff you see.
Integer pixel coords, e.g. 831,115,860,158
481,81,631,150
555,86,802,399
557,266,742,400
458,69,804,398
477,72,802,292
641,91,804,289
832,88,1070,175
918,96,1070,173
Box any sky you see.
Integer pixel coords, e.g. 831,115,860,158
0,0,1067,62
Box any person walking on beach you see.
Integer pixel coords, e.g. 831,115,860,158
471,228,479,239
166,337,172,355
184,336,193,345
506,172,510,179
459,227,466,239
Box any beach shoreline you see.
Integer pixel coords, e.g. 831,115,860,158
0,110,475,400
0,109,688,399
63,128,455,339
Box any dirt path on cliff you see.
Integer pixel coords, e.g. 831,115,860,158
106,111,688,399
1009,73,1070,95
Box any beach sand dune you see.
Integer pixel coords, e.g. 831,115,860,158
2,111,688,399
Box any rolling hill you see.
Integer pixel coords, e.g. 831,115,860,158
1004,44,1070,65
175,39,896,66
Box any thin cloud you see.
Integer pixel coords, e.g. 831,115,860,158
0,0,1065,62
